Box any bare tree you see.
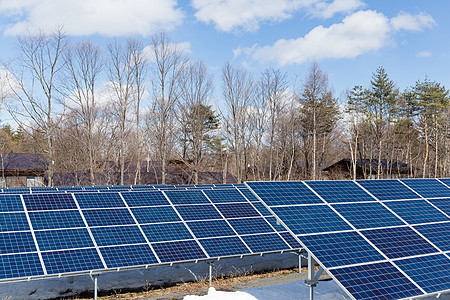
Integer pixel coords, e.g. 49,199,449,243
6,28,67,186
62,40,103,185
222,61,253,183
150,32,187,184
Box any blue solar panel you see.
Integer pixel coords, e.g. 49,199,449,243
0,213,30,232
215,203,260,218
152,240,207,263
131,206,181,224
362,227,438,259
35,228,93,251
228,218,274,235
395,254,450,294
141,223,193,242
241,233,290,253
250,202,272,216
0,232,36,254
401,178,450,198
164,190,210,205
305,180,375,203
28,210,85,230
246,181,322,206
264,216,288,232
238,187,260,202
90,226,146,246
301,231,385,268
42,248,104,274
175,205,222,221
23,194,77,211
332,202,405,229
271,205,352,235
384,200,449,224
356,180,420,200
100,244,158,268
414,222,450,252
186,220,235,238
0,195,23,212
330,262,423,300
200,236,250,257
279,232,302,249
0,253,43,279
82,209,135,227
428,198,450,216
122,191,169,207
74,193,125,209
203,189,247,203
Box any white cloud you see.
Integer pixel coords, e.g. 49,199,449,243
243,10,436,66
192,0,364,32
0,0,184,36
142,41,191,62
391,12,435,31
417,51,432,58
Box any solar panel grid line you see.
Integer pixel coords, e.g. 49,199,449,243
70,193,108,269
161,190,210,259
200,189,254,254
18,194,47,276
116,192,161,264
234,187,298,250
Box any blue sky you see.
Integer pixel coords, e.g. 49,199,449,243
0,0,447,106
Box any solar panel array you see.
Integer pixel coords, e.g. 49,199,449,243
247,178,450,300
0,186,300,282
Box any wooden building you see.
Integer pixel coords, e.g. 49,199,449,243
0,153,47,187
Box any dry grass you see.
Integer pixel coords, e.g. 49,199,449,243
69,267,303,300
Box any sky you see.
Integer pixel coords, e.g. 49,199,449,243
0,0,448,109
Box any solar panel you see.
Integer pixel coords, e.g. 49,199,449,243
23,194,77,211
228,218,274,235
199,236,251,257
35,228,93,251
90,226,147,246
203,189,247,203
100,244,158,268
401,178,450,198
241,233,290,253
152,240,207,263
74,192,125,209
0,253,43,279
186,220,235,238
0,213,30,231
41,248,104,274
142,223,193,242
0,195,24,212
164,190,210,205
131,206,181,224
121,191,169,207
246,179,450,300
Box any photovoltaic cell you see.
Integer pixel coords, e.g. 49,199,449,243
164,190,210,205
271,205,352,235
0,232,36,254
82,209,135,227
414,222,450,252
0,253,43,279
394,254,450,293
246,181,322,206
332,202,405,229
199,236,250,257
90,226,146,246
42,248,104,274
100,244,158,268
356,180,420,200
362,226,438,259
23,194,77,211
241,233,289,253
330,262,423,300
142,223,193,242
203,189,247,203
152,240,207,263
305,180,375,203
131,206,181,224
279,232,302,249
74,193,125,209
428,198,450,216
34,228,93,251
175,205,222,221
0,213,30,232
28,210,85,230
250,202,272,216
0,195,23,212
186,220,235,238
228,218,274,235
122,191,169,207
383,200,449,225
301,231,385,268
401,178,450,198
215,203,260,218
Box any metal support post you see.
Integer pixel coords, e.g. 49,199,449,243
90,273,100,300
304,253,318,300
208,262,213,287
299,253,302,273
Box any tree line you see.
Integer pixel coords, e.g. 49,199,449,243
0,28,448,186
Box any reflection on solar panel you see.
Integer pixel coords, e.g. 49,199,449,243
0,186,298,284
247,179,450,300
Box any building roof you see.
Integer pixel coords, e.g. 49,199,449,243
323,158,415,172
0,153,47,171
